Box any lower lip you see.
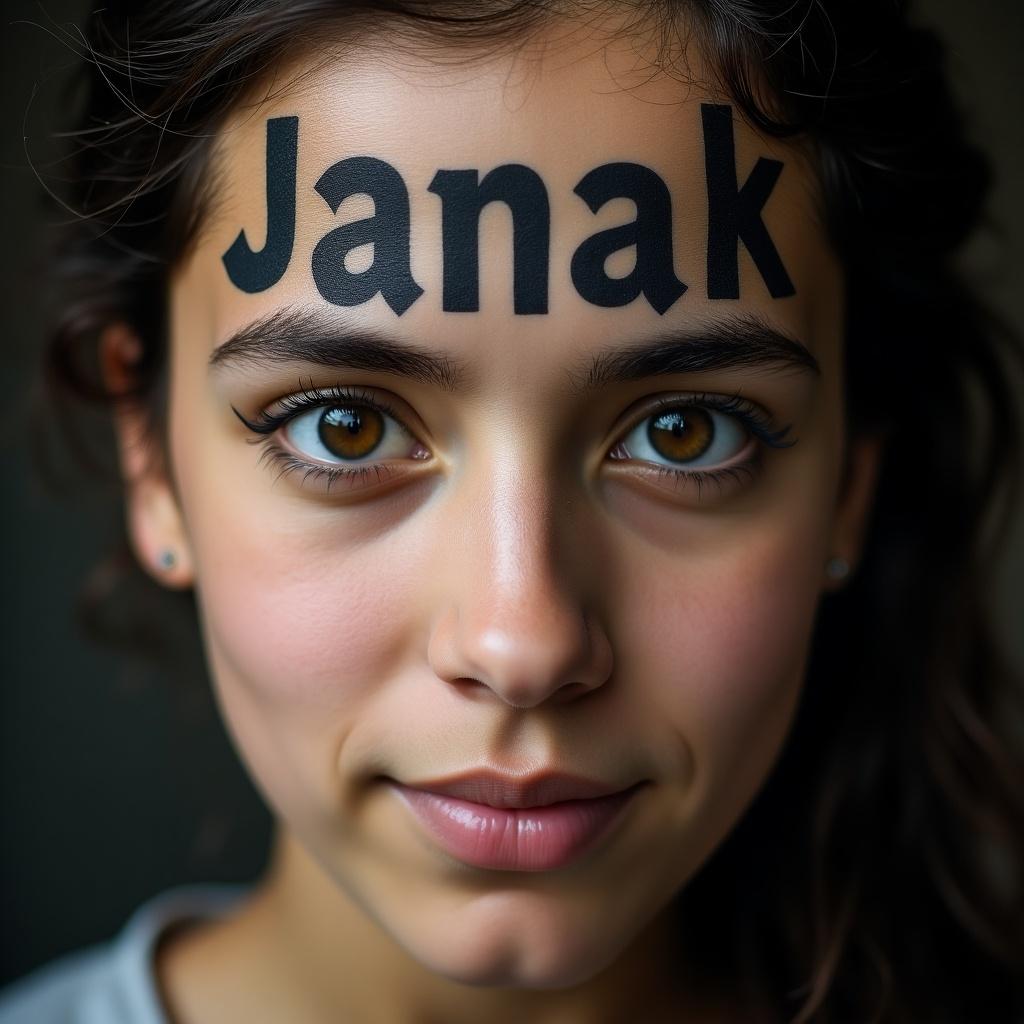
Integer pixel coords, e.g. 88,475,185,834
390,782,642,872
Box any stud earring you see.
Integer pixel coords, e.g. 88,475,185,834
825,555,850,581
157,548,177,571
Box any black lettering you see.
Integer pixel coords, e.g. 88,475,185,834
570,163,686,315
222,116,298,293
701,103,795,300
311,157,423,316
428,165,549,314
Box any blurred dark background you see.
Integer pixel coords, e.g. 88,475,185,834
1,0,1022,990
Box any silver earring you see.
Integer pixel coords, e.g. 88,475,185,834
825,555,850,581
158,548,177,571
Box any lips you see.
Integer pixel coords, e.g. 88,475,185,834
389,770,645,871
402,770,630,809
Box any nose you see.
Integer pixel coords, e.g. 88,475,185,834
426,467,613,710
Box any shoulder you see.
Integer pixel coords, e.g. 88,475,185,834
0,885,251,1024
0,944,111,1024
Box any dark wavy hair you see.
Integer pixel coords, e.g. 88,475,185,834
33,0,1024,1020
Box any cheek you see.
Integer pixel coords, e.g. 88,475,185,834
170,400,421,711
627,515,826,792
186,507,429,838
196,528,413,707
171,408,429,823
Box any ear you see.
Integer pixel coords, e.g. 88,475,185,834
823,430,886,593
100,324,194,590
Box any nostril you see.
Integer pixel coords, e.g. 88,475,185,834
446,677,490,700
497,679,594,710
554,680,598,703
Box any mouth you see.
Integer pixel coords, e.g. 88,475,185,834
388,770,647,872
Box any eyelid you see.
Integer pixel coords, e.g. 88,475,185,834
232,382,795,497
233,381,792,448
614,390,795,451
230,379,421,442
232,383,428,497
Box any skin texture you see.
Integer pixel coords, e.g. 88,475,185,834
103,12,883,1024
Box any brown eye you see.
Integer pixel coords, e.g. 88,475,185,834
284,400,415,465
613,403,750,470
647,408,713,462
317,405,384,460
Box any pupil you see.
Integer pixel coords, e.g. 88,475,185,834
648,408,713,462
317,405,383,459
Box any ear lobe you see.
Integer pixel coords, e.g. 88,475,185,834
824,431,887,593
124,474,195,590
100,324,194,590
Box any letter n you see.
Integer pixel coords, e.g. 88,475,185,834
428,166,549,314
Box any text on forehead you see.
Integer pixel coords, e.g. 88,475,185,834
221,104,795,315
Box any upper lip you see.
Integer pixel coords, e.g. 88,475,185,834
396,770,636,808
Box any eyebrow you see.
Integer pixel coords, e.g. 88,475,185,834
208,306,820,393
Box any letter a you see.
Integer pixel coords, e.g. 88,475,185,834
571,163,687,315
311,157,423,316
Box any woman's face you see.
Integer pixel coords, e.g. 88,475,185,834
131,14,877,994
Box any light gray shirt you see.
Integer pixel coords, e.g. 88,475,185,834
0,885,250,1023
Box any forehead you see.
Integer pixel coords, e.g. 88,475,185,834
180,14,841,382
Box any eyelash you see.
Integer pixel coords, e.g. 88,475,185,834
609,391,794,500
231,381,796,498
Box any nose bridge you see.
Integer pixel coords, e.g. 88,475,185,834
428,441,611,709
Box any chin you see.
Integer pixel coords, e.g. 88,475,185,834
400,897,628,990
